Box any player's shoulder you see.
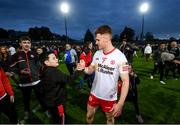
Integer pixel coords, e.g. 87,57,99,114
94,50,103,55
114,48,125,56
114,48,127,61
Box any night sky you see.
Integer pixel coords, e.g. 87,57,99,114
0,0,180,40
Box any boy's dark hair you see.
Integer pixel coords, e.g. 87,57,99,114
95,25,112,36
40,51,53,65
19,36,31,43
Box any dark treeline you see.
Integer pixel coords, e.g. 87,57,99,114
0,26,75,41
0,26,179,46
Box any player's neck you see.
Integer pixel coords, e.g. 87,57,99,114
103,44,115,54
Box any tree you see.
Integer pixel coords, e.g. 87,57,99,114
84,29,94,43
120,26,135,42
145,32,154,42
169,37,176,41
112,34,119,42
28,26,53,40
0,28,9,39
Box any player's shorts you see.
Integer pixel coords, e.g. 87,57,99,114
87,93,116,112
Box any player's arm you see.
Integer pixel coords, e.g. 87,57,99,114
117,72,129,106
76,59,96,75
84,64,96,75
113,63,129,117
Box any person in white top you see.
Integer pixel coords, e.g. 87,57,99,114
8,45,16,56
77,25,129,124
144,44,152,62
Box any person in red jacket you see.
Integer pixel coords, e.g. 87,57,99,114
77,41,95,88
0,66,18,124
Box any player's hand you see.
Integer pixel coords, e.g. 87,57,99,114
112,103,123,117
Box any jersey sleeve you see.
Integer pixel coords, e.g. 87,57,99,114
90,51,98,67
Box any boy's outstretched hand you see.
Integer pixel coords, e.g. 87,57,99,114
76,60,85,71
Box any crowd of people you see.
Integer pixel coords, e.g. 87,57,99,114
0,25,179,124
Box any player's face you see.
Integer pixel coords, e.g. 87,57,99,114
46,53,59,67
20,40,31,51
95,34,107,50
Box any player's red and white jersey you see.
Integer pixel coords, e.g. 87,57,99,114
90,48,128,101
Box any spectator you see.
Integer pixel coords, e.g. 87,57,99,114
144,44,152,62
150,43,166,84
10,36,47,121
64,44,78,75
0,66,18,124
8,45,16,56
118,65,144,123
119,39,135,64
77,41,94,88
40,51,79,124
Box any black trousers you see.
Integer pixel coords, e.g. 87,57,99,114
48,104,65,124
126,91,140,115
0,95,18,124
20,82,46,112
65,63,75,75
151,62,165,81
165,61,177,79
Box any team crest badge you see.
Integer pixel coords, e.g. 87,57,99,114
110,60,115,65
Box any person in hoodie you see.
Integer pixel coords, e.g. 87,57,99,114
40,51,79,124
0,66,18,124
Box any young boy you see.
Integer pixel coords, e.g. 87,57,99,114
40,51,79,124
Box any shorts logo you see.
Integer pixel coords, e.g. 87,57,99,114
96,58,99,60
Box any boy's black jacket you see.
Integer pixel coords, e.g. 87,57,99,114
10,50,40,84
41,67,79,107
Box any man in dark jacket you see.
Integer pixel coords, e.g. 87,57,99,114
150,43,166,84
165,40,179,80
119,39,135,64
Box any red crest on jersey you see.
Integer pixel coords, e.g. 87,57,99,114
102,57,107,63
110,60,115,65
